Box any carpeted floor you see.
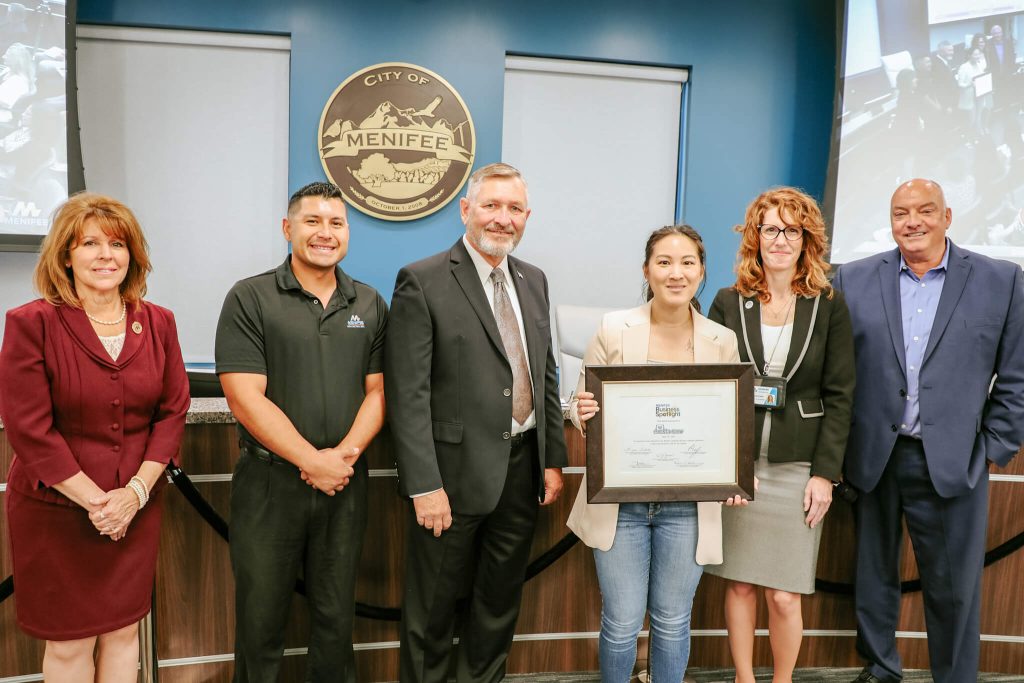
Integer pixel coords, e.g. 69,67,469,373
506,670,1024,682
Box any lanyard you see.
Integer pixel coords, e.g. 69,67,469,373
762,296,795,375
737,292,820,380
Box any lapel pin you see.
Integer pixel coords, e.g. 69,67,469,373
517,271,524,279
745,300,754,309
132,321,143,334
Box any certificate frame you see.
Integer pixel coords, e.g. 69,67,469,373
585,363,755,503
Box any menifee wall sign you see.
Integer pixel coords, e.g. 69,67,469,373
318,63,476,221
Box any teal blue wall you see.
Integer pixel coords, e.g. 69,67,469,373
78,0,837,304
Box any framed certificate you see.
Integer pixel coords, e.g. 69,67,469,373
585,363,755,503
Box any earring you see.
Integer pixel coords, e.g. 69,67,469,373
65,263,70,268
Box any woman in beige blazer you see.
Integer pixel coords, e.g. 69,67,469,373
566,225,745,683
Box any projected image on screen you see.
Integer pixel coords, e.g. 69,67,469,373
831,0,1024,264
0,1,67,237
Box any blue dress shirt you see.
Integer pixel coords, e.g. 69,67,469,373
899,239,950,438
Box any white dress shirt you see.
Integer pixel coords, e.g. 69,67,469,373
462,235,536,433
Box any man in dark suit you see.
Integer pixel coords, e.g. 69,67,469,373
985,25,1017,85
986,24,1019,117
386,162,567,683
931,41,960,125
833,179,1024,683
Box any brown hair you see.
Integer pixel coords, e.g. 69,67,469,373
34,192,152,307
733,187,833,302
642,224,706,313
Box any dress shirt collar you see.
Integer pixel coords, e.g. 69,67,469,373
898,238,950,277
462,235,512,287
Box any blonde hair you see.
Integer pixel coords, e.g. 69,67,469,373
34,192,151,307
733,187,833,302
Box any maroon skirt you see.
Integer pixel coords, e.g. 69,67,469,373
6,486,164,640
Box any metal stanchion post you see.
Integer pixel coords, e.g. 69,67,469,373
139,610,157,683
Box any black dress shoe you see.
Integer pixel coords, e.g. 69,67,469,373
851,672,898,683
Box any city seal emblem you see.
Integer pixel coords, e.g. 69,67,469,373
318,62,476,221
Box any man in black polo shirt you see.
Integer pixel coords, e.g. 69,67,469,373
215,182,387,683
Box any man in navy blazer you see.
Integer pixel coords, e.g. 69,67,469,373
833,179,1024,683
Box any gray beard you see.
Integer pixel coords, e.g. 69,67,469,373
472,231,518,259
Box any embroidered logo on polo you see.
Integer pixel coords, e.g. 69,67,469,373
347,315,365,329
318,62,476,222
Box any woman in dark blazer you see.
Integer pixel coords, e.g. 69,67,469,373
0,193,189,681
704,187,855,683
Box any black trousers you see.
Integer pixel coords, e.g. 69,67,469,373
230,447,368,683
854,436,988,683
399,434,540,683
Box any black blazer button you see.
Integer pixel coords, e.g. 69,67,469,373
891,424,898,432
899,389,907,397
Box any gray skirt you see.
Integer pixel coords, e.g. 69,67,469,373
704,457,823,594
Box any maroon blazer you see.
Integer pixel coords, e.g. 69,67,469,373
0,299,189,505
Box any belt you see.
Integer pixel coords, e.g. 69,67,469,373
509,430,536,449
239,438,291,465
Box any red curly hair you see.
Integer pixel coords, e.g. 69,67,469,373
733,187,833,302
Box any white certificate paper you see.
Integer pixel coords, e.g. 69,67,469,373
602,380,737,487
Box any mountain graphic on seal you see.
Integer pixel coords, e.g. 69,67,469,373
322,96,471,154
320,95,472,200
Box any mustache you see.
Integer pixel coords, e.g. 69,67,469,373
485,223,516,235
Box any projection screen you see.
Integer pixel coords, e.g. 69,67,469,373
0,0,82,252
829,0,1024,265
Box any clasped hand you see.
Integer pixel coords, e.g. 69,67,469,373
88,487,140,541
300,445,357,495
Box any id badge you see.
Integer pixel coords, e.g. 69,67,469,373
753,376,787,409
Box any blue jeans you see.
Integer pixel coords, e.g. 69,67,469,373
593,502,703,683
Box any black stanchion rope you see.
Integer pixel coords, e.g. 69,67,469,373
166,465,580,621
2,466,1022,609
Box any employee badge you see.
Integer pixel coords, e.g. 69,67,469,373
753,376,787,409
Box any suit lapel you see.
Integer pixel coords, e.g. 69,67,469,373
621,304,650,364
56,304,120,368
117,303,147,366
742,295,765,369
878,249,907,378
923,246,970,364
621,304,723,363
56,302,150,369
450,240,507,361
692,308,722,362
782,296,812,375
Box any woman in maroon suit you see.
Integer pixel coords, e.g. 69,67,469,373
0,193,189,681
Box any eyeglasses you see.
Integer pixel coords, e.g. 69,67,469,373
758,224,804,241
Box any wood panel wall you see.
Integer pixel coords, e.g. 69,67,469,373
2,423,1023,681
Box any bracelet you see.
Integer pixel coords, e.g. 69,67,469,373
127,477,149,509
130,475,150,497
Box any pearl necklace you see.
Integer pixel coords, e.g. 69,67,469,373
85,297,126,326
